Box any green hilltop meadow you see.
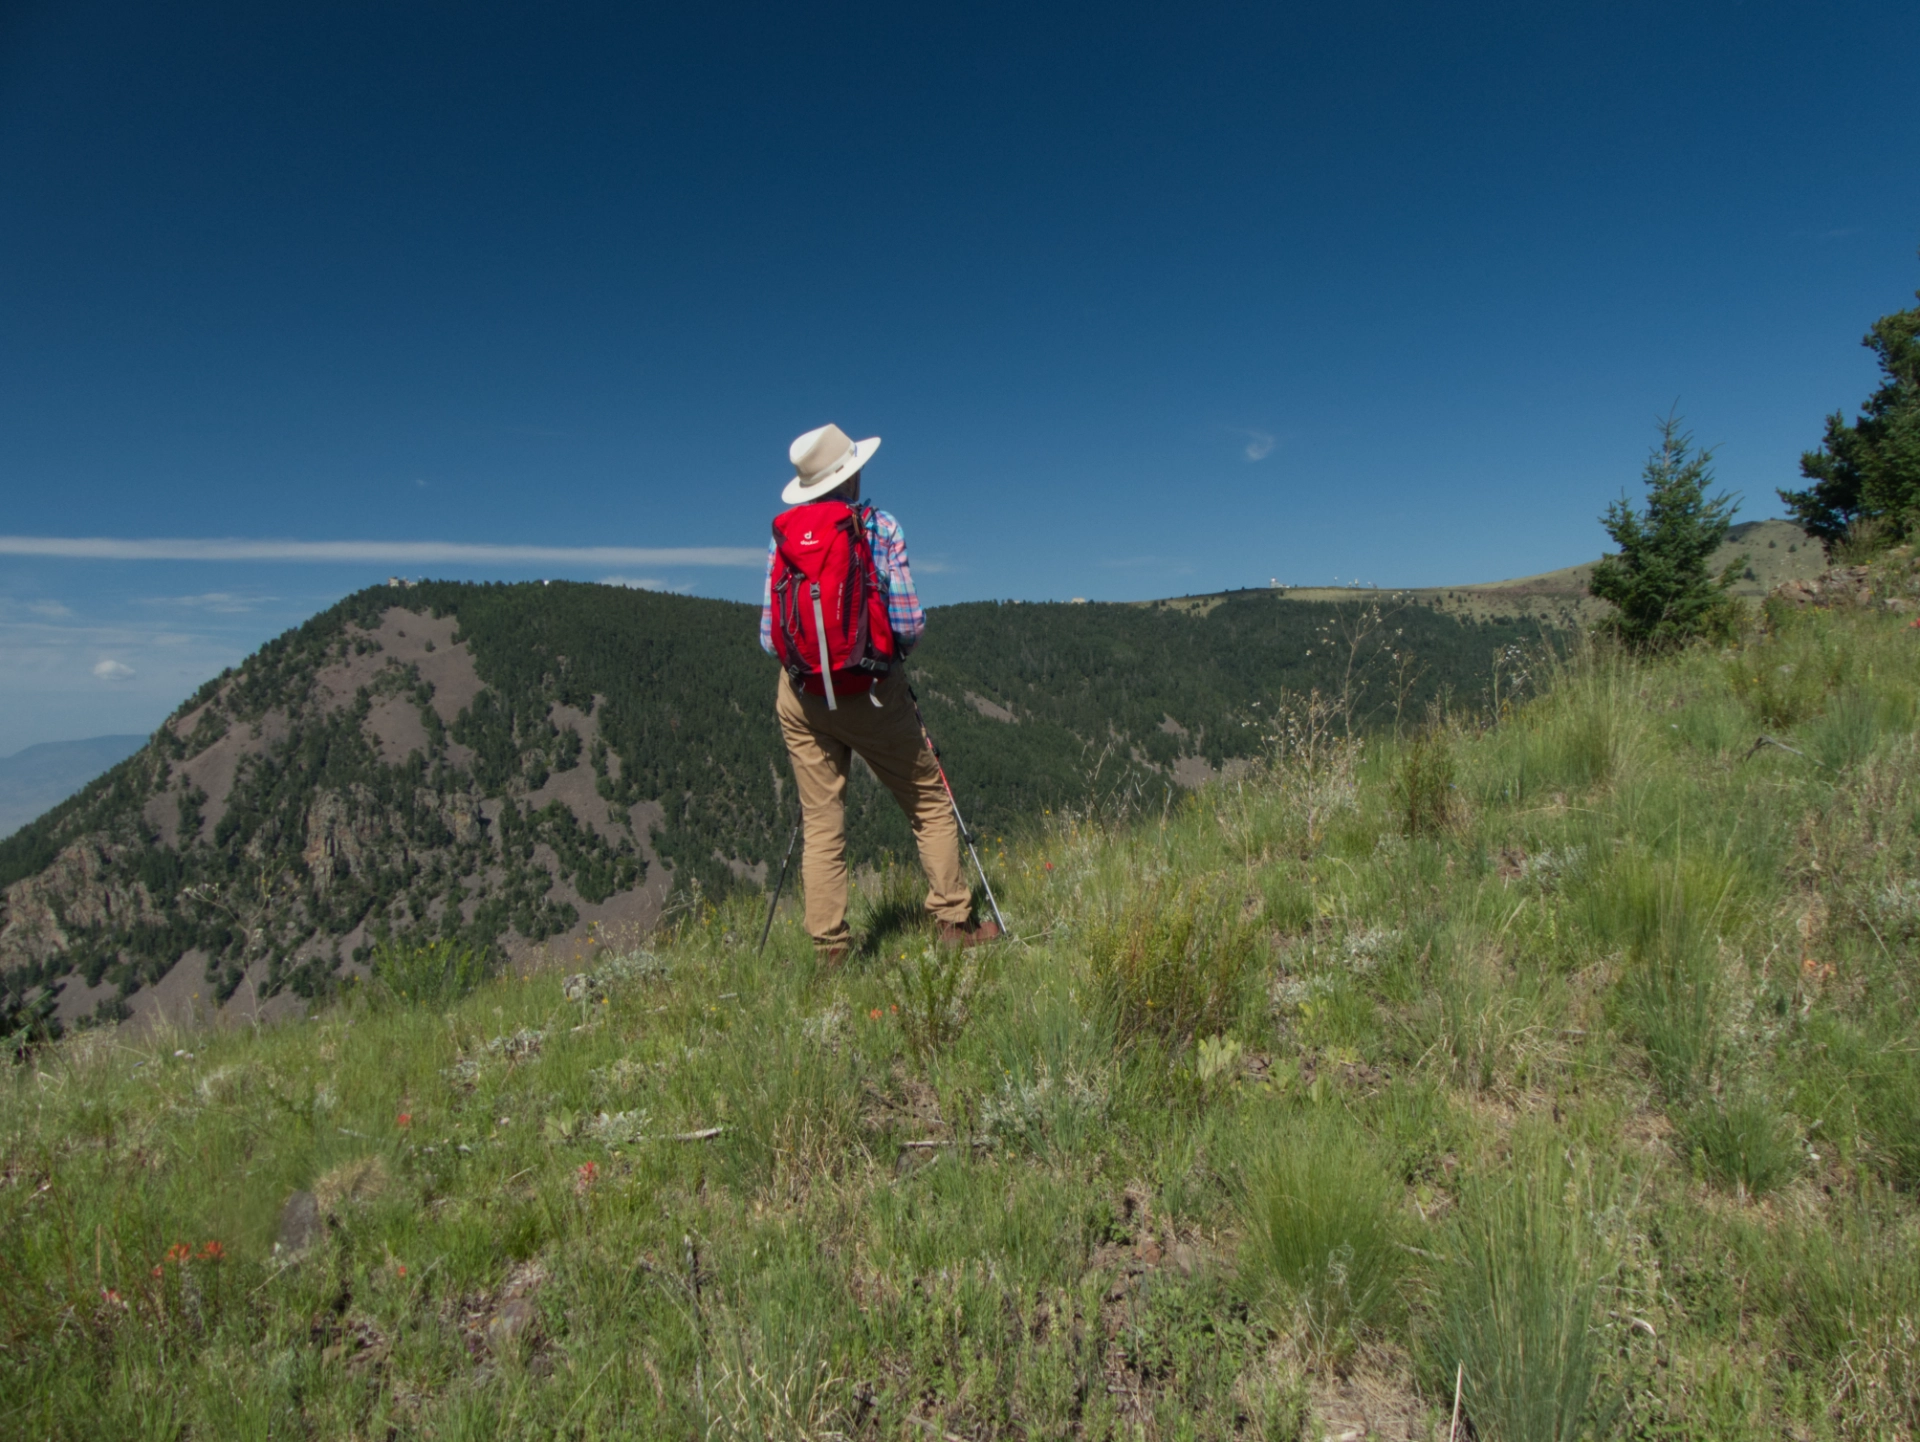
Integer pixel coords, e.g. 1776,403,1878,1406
8,554,1920,1438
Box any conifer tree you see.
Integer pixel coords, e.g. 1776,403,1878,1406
1590,415,1742,649
1778,264,1920,551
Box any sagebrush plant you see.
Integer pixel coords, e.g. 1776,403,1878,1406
13,596,1920,1438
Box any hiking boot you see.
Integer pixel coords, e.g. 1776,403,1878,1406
936,918,1002,948
815,943,851,968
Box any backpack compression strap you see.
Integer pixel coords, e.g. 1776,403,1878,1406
809,582,838,711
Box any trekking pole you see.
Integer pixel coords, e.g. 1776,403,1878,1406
756,810,802,954
905,686,1009,937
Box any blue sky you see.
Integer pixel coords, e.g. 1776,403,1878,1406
2,0,1917,753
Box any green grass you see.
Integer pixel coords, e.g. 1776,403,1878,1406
368,935,494,1007
1233,1103,1405,1363
10,564,1920,1438
1429,1136,1616,1442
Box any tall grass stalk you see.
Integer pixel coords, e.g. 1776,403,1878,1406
1590,849,1738,1100
1085,876,1257,1046
1235,1105,1404,1363
1434,1141,1617,1442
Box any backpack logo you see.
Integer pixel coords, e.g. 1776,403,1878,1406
801,530,816,545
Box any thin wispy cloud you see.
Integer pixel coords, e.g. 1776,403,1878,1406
140,592,269,613
28,600,74,619
0,536,767,567
1243,430,1276,461
599,575,692,593
93,659,135,681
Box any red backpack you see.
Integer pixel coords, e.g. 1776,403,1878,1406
769,500,896,708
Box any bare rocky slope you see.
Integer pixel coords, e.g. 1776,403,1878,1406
0,579,1562,1037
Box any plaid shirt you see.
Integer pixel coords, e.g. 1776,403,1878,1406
760,505,925,656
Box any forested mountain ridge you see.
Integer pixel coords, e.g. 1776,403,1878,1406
0,580,1559,1033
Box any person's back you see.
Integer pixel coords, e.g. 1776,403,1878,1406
759,424,998,963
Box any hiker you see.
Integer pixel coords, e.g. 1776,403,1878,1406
761,423,1000,963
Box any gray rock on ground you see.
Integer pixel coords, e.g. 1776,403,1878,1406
276,1189,322,1254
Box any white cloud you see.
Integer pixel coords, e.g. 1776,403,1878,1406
0,615,250,754
1244,431,1276,462
28,600,74,618
0,536,766,567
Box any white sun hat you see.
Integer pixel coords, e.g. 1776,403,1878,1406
783,423,881,505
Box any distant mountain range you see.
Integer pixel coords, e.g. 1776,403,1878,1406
0,736,149,840
3,533,1807,1037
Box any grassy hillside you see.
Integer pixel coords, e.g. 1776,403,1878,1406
1260,518,1826,627
0,582,1556,1033
6,572,1920,1439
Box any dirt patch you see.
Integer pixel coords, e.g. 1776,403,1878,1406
715,851,769,885
125,950,218,1032
512,857,674,974
381,610,485,723
524,763,623,843
864,1063,949,1136
1171,754,1255,790
173,714,282,838
503,796,671,974
50,971,119,1028
166,701,214,743
318,610,482,724
1307,1347,1433,1441
363,696,432,766
216,958,308,1029
455,1257,551,1366
629,800,664,850
964,691,1016,723
312,644,394,715
143,787,180,848
548,701,598,745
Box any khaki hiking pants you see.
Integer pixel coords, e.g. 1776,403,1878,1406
774,667,971,948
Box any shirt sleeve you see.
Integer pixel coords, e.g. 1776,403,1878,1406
873,511,925,653
759,539,776,655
